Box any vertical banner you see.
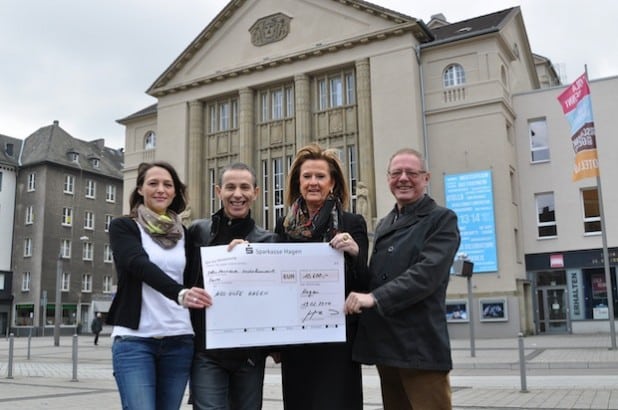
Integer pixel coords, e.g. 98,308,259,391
557,73,599,181
444,170,498,273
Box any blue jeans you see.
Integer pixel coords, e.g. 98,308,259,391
190,351,266,410
112,335,193,410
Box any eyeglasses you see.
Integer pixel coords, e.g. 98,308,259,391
387,169,427,179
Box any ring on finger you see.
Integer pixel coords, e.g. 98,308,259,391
342,233,350,242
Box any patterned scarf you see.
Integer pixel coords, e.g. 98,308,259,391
135,204,183,249
282,195,341,242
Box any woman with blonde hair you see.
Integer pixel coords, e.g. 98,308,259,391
276,144,368,409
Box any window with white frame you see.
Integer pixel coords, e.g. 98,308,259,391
207,98,239,133
68,152,79,163
273,158,285,223
82,242,93,261
84,211,94,230
104,214,113,232
0,273,4,290
317,71,355,111
144,131,156,150
262,160,270,230
61,272,70,291
347,145,358,212
90,157,100,168
64,175,75,194
106,185,116,203
443,64,466,87
103,275,113,293
0,171,2,192
62,207,73,226
259,85,294,122
21,272,31,291
25,206,34,224
24,238,32,257
82,273,92,292
104,244,113,263
582,188,601,234
209,169,217,215
529,119,550,162
535,192,557,238
27,172,36,191
85,179,96,198
61,239,71,258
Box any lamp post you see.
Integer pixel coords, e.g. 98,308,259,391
53,252,62,346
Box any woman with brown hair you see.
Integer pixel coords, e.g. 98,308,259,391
276,144,368,410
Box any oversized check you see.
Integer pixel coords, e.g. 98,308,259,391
200,242,346,349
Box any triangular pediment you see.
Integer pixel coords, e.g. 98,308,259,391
148,0,431,96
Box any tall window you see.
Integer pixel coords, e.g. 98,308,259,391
21,272,31,291
535,192,557,238
103,276,113,293
82,274,92,292
529,119,550,162
82,242,93,261
582,188,601,234
207,98,239,132
61,239,72,258
347,145,358,212
27,172,36,191
24,238,32,257
273,158,285,222
62,207,73,226
144,131,156,150
64,175,75,194
443,64,466,87
62,272,70,291
317,71,355,111
85,180,96,198
0,171,2,192
84,211,94,230
209,169,217,215
106,185,116,202
25,206,34,224
272,88,283,120
262,160,270,229
104,214,113,232
259,85,295,122
104,244,113,263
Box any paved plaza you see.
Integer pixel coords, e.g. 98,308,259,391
1,332,618,409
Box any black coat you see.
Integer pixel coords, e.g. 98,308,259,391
276,211,368,410
353,195,460,371
185,212,277,355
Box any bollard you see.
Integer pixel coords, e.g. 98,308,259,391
71,334,79,382
7,333,14,379
518,332,528,393
27,327,32,360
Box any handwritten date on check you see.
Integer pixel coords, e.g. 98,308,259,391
200,242,346,349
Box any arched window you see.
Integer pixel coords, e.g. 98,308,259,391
144,131,156,150
443,64,465,88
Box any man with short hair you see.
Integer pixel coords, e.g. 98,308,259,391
186,162,276,410
345,148,461,409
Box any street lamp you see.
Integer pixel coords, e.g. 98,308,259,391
53,251,62,346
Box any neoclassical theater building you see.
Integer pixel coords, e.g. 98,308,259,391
118,0,618,337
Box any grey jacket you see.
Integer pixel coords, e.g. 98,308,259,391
353,195,460,371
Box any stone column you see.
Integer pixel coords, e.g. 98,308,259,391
239,88,254,165
355,58,375,229
294,74,311,147
188,100,203,219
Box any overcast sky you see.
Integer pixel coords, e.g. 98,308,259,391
2,0,616,149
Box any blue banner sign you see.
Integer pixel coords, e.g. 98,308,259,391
444,170,498,273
